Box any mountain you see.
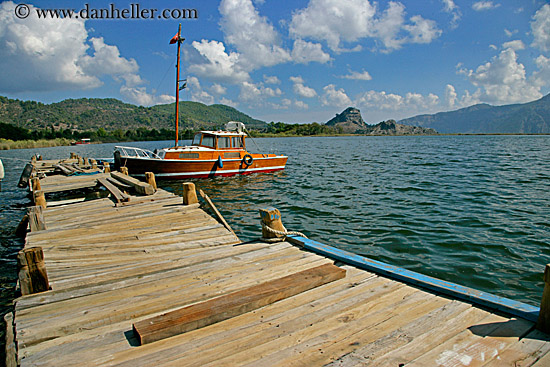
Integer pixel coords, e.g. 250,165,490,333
0,96,266,133
326,107,437,135
399,94,550,134
326,107,368,133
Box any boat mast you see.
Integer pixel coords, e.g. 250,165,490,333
174,24,183,147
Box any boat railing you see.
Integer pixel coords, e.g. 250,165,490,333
115,146,162,159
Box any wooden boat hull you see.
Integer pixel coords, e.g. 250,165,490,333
116,155,288,179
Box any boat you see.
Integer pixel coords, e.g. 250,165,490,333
71,138,91,145
113,25,287,180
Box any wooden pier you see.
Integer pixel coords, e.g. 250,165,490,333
5,156,550,366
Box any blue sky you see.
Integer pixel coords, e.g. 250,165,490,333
0,0,549,124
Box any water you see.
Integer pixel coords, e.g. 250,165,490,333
0,136,549,336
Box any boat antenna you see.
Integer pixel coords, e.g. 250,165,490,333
171,24,185,147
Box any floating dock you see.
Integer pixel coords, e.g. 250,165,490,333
5,156,550,366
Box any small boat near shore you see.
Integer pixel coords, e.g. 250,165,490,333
114,25,287,179
114,122,287,179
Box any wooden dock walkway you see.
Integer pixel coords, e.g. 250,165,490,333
5,156,550,366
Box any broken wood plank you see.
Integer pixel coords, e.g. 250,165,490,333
111,171,154,195
97,177,130,203
132,263,346,345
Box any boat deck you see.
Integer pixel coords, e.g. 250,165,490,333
6,158,550,366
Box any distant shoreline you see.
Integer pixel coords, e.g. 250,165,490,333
2,133,549,150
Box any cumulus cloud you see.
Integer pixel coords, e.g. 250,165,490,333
472,2,500,11
290,76,317,98
289,0,376,52
339,70,372,80
458,48,542,104
219,0,290,69
188,40,249,84
531,4,550,52
355,90,439,111
502,40,525,51
291,39,331,64
289,0,441,53
321,84,352,107
0,1,169,106
264,75,281,84
239,81,282,104
445,84,458,108
441,0,461,28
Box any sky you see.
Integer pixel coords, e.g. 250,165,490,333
0,0,549,124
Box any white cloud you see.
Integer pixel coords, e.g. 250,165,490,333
372,2,442,52
459,48,542,104
339,70,372,80
219,0,290,69
502,40,525,51
321,84,352,107
188,39,249,84
290,76,317,98
355,90,439,112
120,86,175,106
0,1,99,92
0,1,168,106
264,75,281,84
531,4,550,52
211,84,227,95
291,39,331,64
186,76,215,105
532,55,550,89
472,2,500,11
220,97,238,107
239,81,282,104
289,0,376,52
445,84,457,108
441,0,461,29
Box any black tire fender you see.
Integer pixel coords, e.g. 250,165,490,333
243,154,253,166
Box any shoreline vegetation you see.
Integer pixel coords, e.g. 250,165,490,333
2,132,550,150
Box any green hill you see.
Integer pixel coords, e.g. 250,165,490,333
0,96,266,133
399,94,550,134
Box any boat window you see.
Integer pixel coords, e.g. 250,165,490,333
218,137,230,149
192,133,202,146
201,135,215,148
232,136,243,148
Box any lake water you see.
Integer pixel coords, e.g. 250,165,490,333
1,135,549,336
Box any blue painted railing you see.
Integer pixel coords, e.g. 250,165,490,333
287,235,539,322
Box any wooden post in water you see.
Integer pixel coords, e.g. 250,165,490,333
17,247,50,295
182,182,198,205
83,157,89,166
104,162,111,173
145,172,157,191
537,264,550,333
31,177,41,192
78,156,83,166
120,167,129,175
90,159,97,169
27,206,46,231
259,207,286,241
34,190,47,209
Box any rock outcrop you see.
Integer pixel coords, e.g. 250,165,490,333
326,107,438,135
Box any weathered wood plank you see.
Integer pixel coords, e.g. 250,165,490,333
133,263,346,345
97,177,130,203
111,171,154,195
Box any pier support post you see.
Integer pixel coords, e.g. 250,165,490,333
182,182,198,205
537,264,550,333
104,162,111,173
31,177,41,192
28,205,46,231
120,167,129,175
90,159,97,169
33,190,47,209
17,247,50,295
145,172,157,191
259,207,286,241
78,156,83,166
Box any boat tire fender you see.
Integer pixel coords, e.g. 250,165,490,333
243,154,253,166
